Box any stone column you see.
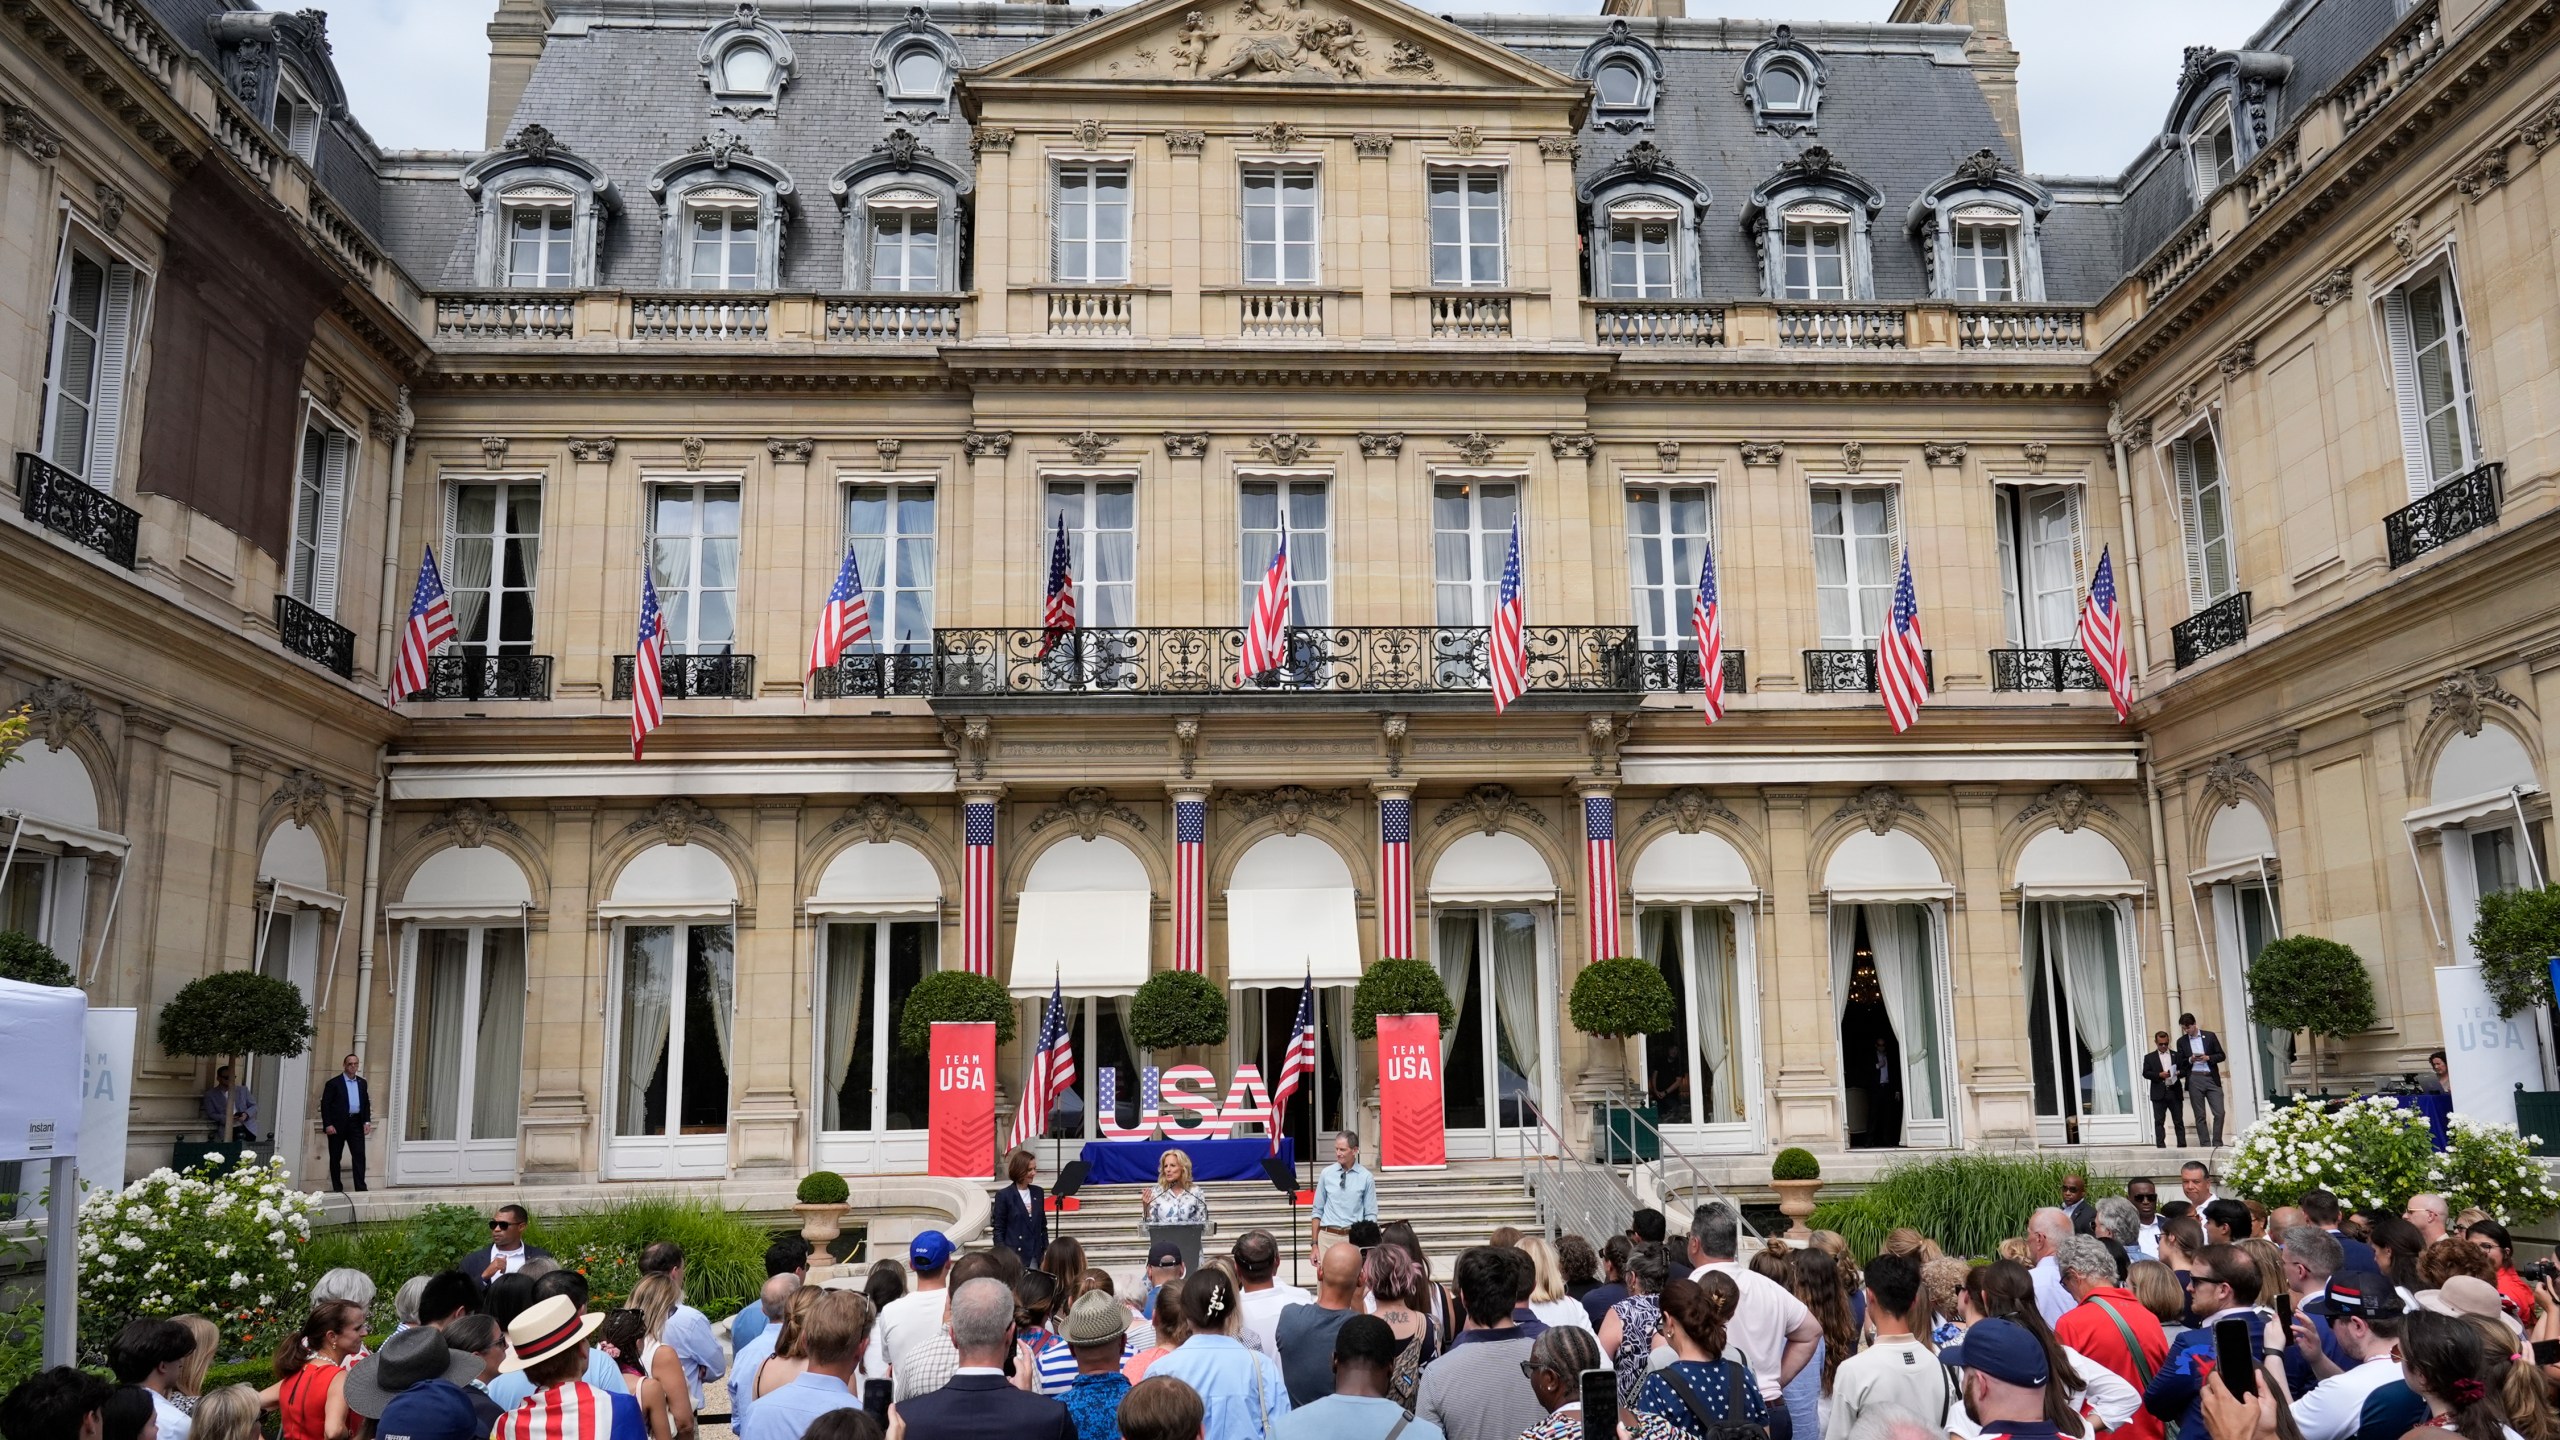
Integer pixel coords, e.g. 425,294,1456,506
109,705,171,1007
1951,784,2034,1143
760,437,820,697
520,801,598,1180
957,434,1012,625
730,800,805,1174
1763,787,1838,1143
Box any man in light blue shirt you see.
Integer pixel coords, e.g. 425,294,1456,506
740,1290,868,1440
730,1238,810,1352
726,1274,803,1435
641,1241,724,1411
1309,1131,1377,1260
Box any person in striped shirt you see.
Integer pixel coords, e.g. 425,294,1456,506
493,1297,644,1440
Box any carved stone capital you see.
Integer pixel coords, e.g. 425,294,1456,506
2455,144,2512,202
1164,129,1207,155
1921,441,1968,468
972,127,1016,154
1536,135,1581,161
568,437,617,464
2218,339,2258,379
1163,432,1209,460
2308,265,2355,308
1351,132,1393,158
1250,432,1316,466
1739,441,1784,467
1549,432,1597,460
941,715,995,781
1251,122,1305,152
765,437,816,464
1357,431,1405,458
962,430,1014,460
3,102,61,163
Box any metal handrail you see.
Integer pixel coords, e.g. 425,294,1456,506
1517,1094,1641,1245
1596,1097,1759,1243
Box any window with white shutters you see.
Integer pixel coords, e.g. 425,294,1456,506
1811,485,1899,648
288,412,355,615
1054,164,1130,285
2187,101,2237,207
2381,267,2480,496
1625,485,1714,646
40,238,141,491
273,72,321,163
2172,428,2236,610
1994,484,2085,648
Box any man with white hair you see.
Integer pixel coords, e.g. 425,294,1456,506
2054,1234,2166,1440
2025,1208,2076,1328
2094,1197,2148,1260
891,1277,1072,1440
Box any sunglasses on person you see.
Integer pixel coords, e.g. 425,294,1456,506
491,1218,523,1231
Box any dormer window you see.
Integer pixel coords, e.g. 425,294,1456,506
1758,63,1809,112
719,41,777,97
1595,61,1643,108
464,128,618,291
686,187,762,289
651,141,795,289
1606,198,1677,299
2188,101,2238,204
1577,21,1662,133
1907,152,2051,304
1745,150,1880,300
867,187,941,292
1781,205,1849,299
697,4,796,109
1949,206,2018,301
505,187,576,288
272,70,320,162
889,46,949,101
832,137,968,294
1741,26,1827,136
871,11,963,122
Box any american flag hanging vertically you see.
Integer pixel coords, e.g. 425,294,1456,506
1242,529,1291,678
630,569,666,761
1378,794,1413,960
1488,517,1527,713
2078,546,2133,723
1010,976,1076,1150
1173,797,1206,973
1693,538,1726,725
1039,515,1077,659
806,542,874,676
391,544,457,704
1584,792,1621,959
962,798,997,976
1269,972,1315,1155
1878,548,1929,733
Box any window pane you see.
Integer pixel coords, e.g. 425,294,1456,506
892,48,944,97
722,44,774,93
1597,61,1643,107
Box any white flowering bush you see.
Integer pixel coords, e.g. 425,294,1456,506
2430,1114,2560,1224
2224,1095,2436,1211
76,1152,321,1359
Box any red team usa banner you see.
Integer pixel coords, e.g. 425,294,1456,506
1376,1013,1447,1169
927,1021,997,1178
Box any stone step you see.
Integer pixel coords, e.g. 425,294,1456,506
1031,1172,1545,1280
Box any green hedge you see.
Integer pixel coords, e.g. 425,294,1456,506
1807,1154,2119,1260
1130,970,1228,1051
300,1197,776,1322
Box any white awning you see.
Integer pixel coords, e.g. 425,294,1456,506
807,840,940,916
1428,830,1558,903
389,845,534,922
2405,784,2541,834
2188,800,2275,886
1010,891,1151,997
0,811,128,861
1227,888,1361,984
1823,828,1951,902
598,842,738,920
0,742,126,859
259,823,343,909
2014,827,2143,900
1629,830,1758,903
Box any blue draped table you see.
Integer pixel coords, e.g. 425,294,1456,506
1079,1137,1296,1184
2395,1091,2454,1149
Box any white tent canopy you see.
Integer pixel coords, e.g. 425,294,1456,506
2014,827,2142,899
1227,833,1360,984
808,839,939,915
1427,830,1557,903
1013,835,1150,997
1822,829,1950,902
600,843,737,919
1629,830,1757,902
390,846,534,922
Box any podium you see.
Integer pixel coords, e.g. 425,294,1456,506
1148,1223,1204,1272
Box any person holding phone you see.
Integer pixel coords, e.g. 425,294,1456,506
2142,1246,2269,1440
1515,1328,1684,1440
2284,1273,2426,1440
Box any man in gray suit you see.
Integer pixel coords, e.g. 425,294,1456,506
2176,1012,2228,1147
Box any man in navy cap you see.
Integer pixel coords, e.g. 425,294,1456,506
875,1231,958,1382
2288,1271,2426,1440
1140,1237,1186,1321
1939,1318,2060,1440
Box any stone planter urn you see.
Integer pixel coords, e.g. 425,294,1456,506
794,1202,851,1265
1770,1179,1823,1241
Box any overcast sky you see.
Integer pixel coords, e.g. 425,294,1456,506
327,0,2266,176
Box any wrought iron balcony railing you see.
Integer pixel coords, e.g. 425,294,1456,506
2172,592,2251,669
917,626,1641,697
1631,648,1748,696
2384,461,2502,567
1990,648,2104,692
1803,648,1934,694
409,652,553,702
16,452,139,569
810,650,941,699
273,594,355,679
612,653,756,700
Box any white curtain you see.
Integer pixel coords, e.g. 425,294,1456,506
1828,904,1858,1021
448,488,495,644
616,927,675,1137
1491,912,1542,1124
1638,909,1682,1112
1870,905,1942,1121
1690,908,1737,1124
698,926,737,1121
1434,912,1477,1031
1326,987,1357,1132
2053,903,2133,1116
413,931,467,1142
471,929,525,1141
822,924,869,1131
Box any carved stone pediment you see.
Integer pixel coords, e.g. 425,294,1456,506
1026,787,1148,840
1830,784,1919,836
1637,787,1739,836
827,794,931,844
627,796,725,846
1225,784,1353,836
420,798,518,849
2016,782,2115,835
990,0,1556,87
1432,783,1547,835
2429,667,2524,739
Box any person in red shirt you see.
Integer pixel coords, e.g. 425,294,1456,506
2464,1220,2536,1322
2052,1235,2169,1440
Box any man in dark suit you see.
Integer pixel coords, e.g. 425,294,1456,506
989,1148,1048,1272
891,1276,1071,1440
456,1204,555,1288
2060,1173,2097,1235
319,1052,373,1192
2175,1013,2228,1147
2142,1029,2188,1147
2300,1188,2379,1274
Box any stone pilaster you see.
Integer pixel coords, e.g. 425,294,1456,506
1762,786,1838,1144
730,800,806,1175
1952,784,2033,1145
520,801,597,1180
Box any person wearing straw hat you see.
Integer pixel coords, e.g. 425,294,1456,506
492,1297,644,1440
343,1329,485,1440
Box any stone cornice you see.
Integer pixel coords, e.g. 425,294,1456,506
1,0,200,171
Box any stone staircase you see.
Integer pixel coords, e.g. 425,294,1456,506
1035,1164,1545,1282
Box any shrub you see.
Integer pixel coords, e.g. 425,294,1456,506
76,1153,321,1361
1772,1148,1821,1182
797,1170,849,1206
156,970,314,1107
1352,958,1456,1040
2246,935,2378,1088
300,1202,494,1308
1129,970,1228,1051
897,970,1015,1054
1807,1154,2117,1260
1568,957,1674,1038
2223,1096,2435,1212
2475,885,2560,1019
0,930,73,987
530,1198,772,1320
2430,1114,2560,1224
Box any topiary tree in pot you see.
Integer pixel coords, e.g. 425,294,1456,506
896,970,1016,1053
1130,970,1229,1054
1771,1147,1824,1240
1352,958,1455,1038
794,1170,852,1265
0,930,74,987
2247,935,2379,1092
1567,956,1675,1101
156,969,314,1144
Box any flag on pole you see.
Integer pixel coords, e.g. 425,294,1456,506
391,545,457,703
1039,515,1077,659
2077,546,2132,723
1584,793,1621,959
1878,548,1929,733
962,798,997,976
1243,529,1291,678
1269,972,1316,1155
630,569,666,761
1489,518,1527,713
1378,794,1413,961
1010,975,1076,1150
1173,796,1206,973
1692,538,1726,725
806,542,874,676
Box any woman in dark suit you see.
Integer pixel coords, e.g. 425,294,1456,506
991,1147,1048,1271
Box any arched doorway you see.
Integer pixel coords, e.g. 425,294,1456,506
2193,800,2287,1117
600,843,738,1180
1824,829,1956,1150
1427,830,1560,1157
1626,830,1762,1151
809,839,940,1174
255,822,341,1166
2014,828,2144,1145
387,845,532,1185
1011,835,1150,1143
1226,832,1362,1145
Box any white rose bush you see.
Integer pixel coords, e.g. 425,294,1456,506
2429,1113,2560,1224
2223,1095,2436,1211
76,1153,321,1359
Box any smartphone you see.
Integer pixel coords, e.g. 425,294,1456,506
861,1378,892,1422
2276,1294,2295,1340
2214,1316,2258,1399
1580,1367,1621,1440
2534,1338,2560,1368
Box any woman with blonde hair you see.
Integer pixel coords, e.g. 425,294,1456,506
1519,1236,1594,1331
630,1272,698,1440
188,1388,262,1440
1141,1148,1212,1232
171,1317,221,1415
1918,1256,1971,1345
1880,1228,1943,1264
2127,1259,2190,1346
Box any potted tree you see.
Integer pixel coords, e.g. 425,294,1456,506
795,1170,852,1265
1130,970,1229,1054
1568,957,1675,1162
0,930,75,988
898,970,1016,1153
1771,1148,1823,1240
157,968,313,1169
1350,958,1455,1039
2472,884,2560,1152
2247,935,2379,1095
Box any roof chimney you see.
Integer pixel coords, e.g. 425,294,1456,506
485,0,555,151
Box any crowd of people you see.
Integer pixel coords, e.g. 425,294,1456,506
8,1143,2560,1440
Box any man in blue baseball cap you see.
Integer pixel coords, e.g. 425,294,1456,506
1940,1318,2058,1440
875,1232,957,1385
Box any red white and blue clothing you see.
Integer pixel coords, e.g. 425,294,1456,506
496,1381,646,1440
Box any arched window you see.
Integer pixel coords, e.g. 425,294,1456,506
1742,26,1826,136
651,146,797,290
1580,149,1709,302
462,131,618,291
1596,60,1644,108
1745,149,1884,301
871,12,964,122
889,45,948,100
1759,62,1808,111
833,147,968,294
1906,153,2053,304
1575,21,1661,132
697,6,795,107
720,41,776,97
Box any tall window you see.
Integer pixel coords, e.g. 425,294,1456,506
41,241,140,489
1810,485,1898,648
1781,209,1850,299
1045,479,1135,627
844,483,936,650
1949,218,2017,301
1242,167,1319,286
2382,269,2479,492
1432,479,1519,626
649,483,741,654
2188,102,2237,204
1428,170,1505,287
288,417,353,615
1625,485,1713,647
867,192,941,292
1239,479,1329,626
686,193,760,289
1605,201,1676,299
1996,485,2083,649
2171,429,2236,608
504,200,574,288
1054,163,1130,285
446,482,541,654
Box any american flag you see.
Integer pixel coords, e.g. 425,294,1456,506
1488,517,1527,713
1243,530,1291,678
1879,548,1929,733
962,798,997,976
1039,515,1077,659
1173,797,1206,973
630,568,666,761
1693,538,1726,725
806,542,874,676
1269,973,1315,1155
391,544,457,704
2078,545,2132,723
1010,976,1076,1150
1378,794,1413,960
1584,793,1621,959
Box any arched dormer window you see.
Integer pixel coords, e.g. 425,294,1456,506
461,125,618,290
207,9,344,164
697,2,796,111
1743,147,1883,300
650,138,795,290
2163,47,2294,209
1576,21,1661,133
1741,24,1826,137
1579,142,1709,299
832,132,970,293
1907,150,2053,302
871,10,964,124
